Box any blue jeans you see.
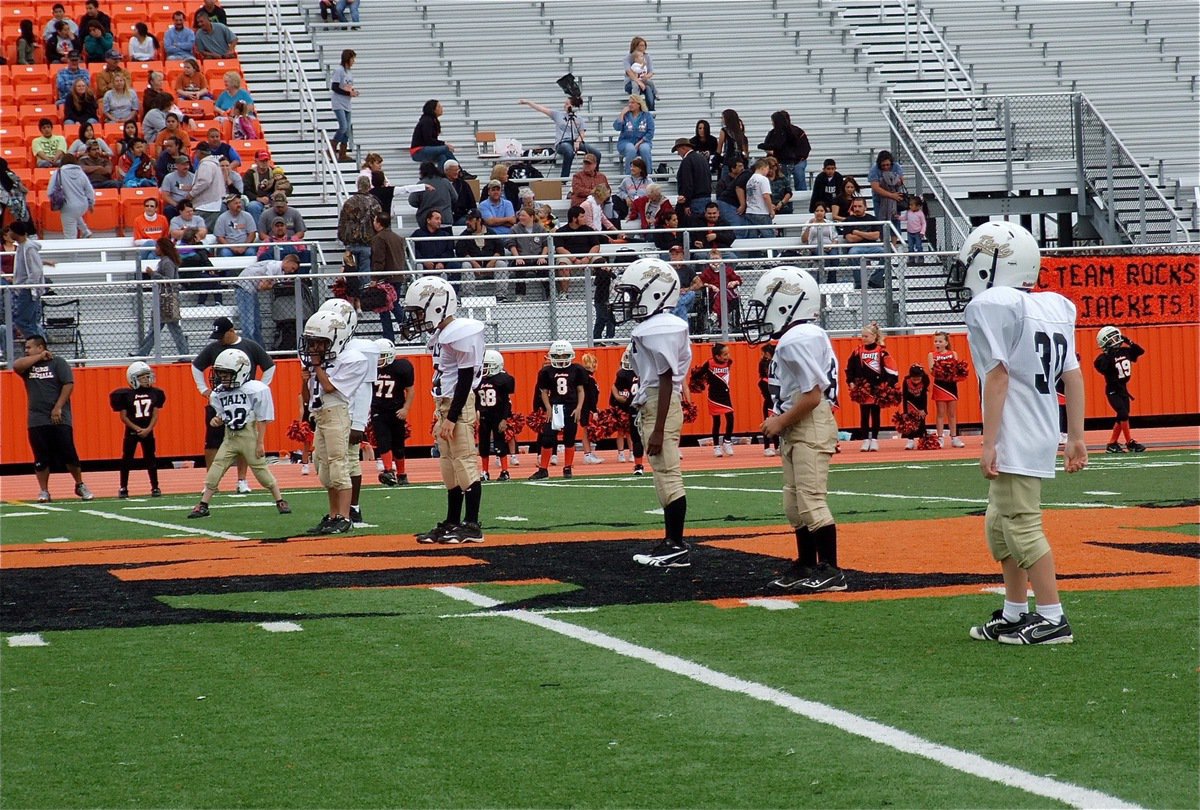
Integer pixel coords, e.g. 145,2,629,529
743,212,774,238
411,145,454,169
592,301,615,340
617,140,652,174
847,244,886,286
624,80,656,111
673,289,696,321
907,232,923,253
332,107,352,146
714,200,745,230
557,140,602,178
245,200,264,223
235,285,263,346
13,290,42,339
791,159,808,191
336,0,360,22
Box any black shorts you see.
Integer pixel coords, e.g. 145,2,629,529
1106,390,1131,421
204,405,224,449
28,424,80,471
371,411,407,455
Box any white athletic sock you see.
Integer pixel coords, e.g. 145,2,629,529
1003,600,1027,622
1036,602,1064,622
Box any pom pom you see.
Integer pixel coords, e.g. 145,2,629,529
848,379,873,404
502,412,525,443
363,421,376,448
286,419,313,444
872,383,902,408
891,410,923,439
918,434,943,450
360,282,398,313
525,409,547,437
585,413,612,444
404,419,412,440
933,357,969,383
331,277,349,300
681,400,699,424
606,407,632,434
688,365,708,394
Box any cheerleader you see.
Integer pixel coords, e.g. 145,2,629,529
845,322,898,451
610,347,645,474
703,343,736,456
757,344,779,456
900,364,930,450
580,352,605,464
928,330,965,448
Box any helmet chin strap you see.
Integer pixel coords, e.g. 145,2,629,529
647,277,678,318
984,249,1000,290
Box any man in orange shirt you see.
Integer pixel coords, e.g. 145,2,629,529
134,198,170,257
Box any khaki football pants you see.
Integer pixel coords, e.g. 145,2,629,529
780,396,838,531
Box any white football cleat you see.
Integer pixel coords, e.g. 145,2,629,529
236,479,252,494
722,440,734,456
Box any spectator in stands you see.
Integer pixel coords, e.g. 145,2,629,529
102,72,139,123
232,254,300,347
653,209,685,253
670,244,703,323
410,99,456,169
370,213,408,340
142,94,174,146
479,179,516,237
190,143,226,230
336,0,362,26
215,72,255,118
330,49,358,163
80,139,118,188
517,96,602,179
831,175,862,222
135,237,190,356
93,50,130,98
43,5,79,44
161,153,195,217
443,160,474,226
358,152,385,184
338,175,382,277
580,184,618,236
214,194,257,258
128,22,158,62
256,216,301,261
142,71,171,114
115,121,140,160
117,139,156,188
17,20,38,65
193,0,228,27
838,197,885,287
717,109,748,181
154,133,186,182
174,59,212,101
33,120,69,168
671,137,711,223
743,158,775,234
692,201,735,253
713,156,747,225
410,210,455,273
535,203,557,232
257,191,305,243
81,23,114,64
55,53,91,106
318,0,338,21
809,158,843,214
628,182,671,232
169,199,207,241
78,1,112,36
759,109,811,193
133,197,170,251
690,119,719,175
63,80,99,126
613,94,654,175
506,206,549,299
766,157,794,216
408,161,457,231
46,21,78,65
803,202,840,282
457,209,505,288
623,37,657,112
479,163,520,209
553,205,601,295
867,150,905,247
613,157,648,221
156,113,191,154
8,222,52,340
198,128,241,168
68,123,109,158
218,156,245,205
194,12,238,60
243,151,284,214
701,247,742,324
0,161,32,229
570,152,609,208
51,155,96,238
164,12,196,60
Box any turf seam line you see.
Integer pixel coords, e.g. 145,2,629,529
432,586,1142,810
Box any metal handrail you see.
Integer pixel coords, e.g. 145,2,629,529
884,100,971,247
896,0,975,101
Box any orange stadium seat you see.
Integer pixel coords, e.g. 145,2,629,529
35,194,62,233
0,146,31,171
19,104,60,127
126,59,162,80
5,63,51,81
12,78,55,105
31,168,55,192
119,186,161,229
178,98,214,119
203,58,241,74
89,186,123,232
231,139,267,161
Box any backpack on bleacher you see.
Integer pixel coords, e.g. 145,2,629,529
509,161,543,180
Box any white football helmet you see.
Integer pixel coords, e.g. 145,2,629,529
612,257,680,323
300,310,350,367
319,298,358,336
401,275,457,339
548,340,575,369
946,221,1041,311
620,346,634,371
212,348,252,389
126,361,154,389
483,349,505,376
1097,325,1123,350
374,337,396,365
742,266,821,344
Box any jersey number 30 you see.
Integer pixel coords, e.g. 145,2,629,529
1033,330,1068,395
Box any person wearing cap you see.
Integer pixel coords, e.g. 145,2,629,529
256,217,300,261
81,22,114,64
338,176,382,287
443,160,475,226
243,150,282,213
672,137,713,222
80,139,119,188
214,195,258,259
478,179,516,236
257,191,306,244
54,52,91,107
163,11,196,60
407,161,457,232
613,93,654,175
194,11,238,60
517,97,602,179
569,151,610,208
160,152,196,218
192,317,275,485
92,50,131,99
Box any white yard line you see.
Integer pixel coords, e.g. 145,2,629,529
258,622,303,633
25,503,247,541
6,633,48,647
433,586,1140,810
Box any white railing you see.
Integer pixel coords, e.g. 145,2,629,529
896,0,975,102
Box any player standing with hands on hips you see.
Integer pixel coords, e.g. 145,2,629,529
401,276,487,544
947,221,1087,645
613,257,693,568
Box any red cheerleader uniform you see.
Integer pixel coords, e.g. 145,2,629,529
703,357,734,417
931,350,959,403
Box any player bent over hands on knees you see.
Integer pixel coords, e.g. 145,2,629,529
948,221,1087,645
745,266,846,593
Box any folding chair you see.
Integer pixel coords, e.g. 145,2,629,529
41,297,85,359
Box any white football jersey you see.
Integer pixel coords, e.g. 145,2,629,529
209,379,274,430
430,317,486,398
772,323,839,413
966,287,1079,478
629,312,692,407
310,347,370,410
346,337,380,431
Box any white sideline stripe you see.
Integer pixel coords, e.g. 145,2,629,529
741,598,800,611
125,502,279,511
439,607,599,619
25,504,248,541
433,586,1140,810
7,633,48,647
258,622,303,633
45,537,70,543
1084,491,1121,496
2,511,49,518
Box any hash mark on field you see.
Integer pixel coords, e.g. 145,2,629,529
494,515,529,522
2,511,50,517
45,537,70,543
741,598,800,610
433,586,1141,810
1085,491,1121,496
7,633,48,647
258,622,303,633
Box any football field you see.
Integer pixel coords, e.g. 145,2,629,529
1,450,1197,808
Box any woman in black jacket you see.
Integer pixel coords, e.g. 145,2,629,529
759,109,811,192
410,99,456,169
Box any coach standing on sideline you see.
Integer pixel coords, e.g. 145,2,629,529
191,316,275,490
13,335,93,503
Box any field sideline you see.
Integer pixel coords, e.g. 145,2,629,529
1,434,1197,808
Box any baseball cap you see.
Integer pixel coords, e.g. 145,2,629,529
271,216,287,226
255,150,270,160
465,208,482,220
487,179,502,189
209,317,234,339
67,51,81,60
105,49,122,60
175,154,191,164
582,153,597,164
270,191,288,203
